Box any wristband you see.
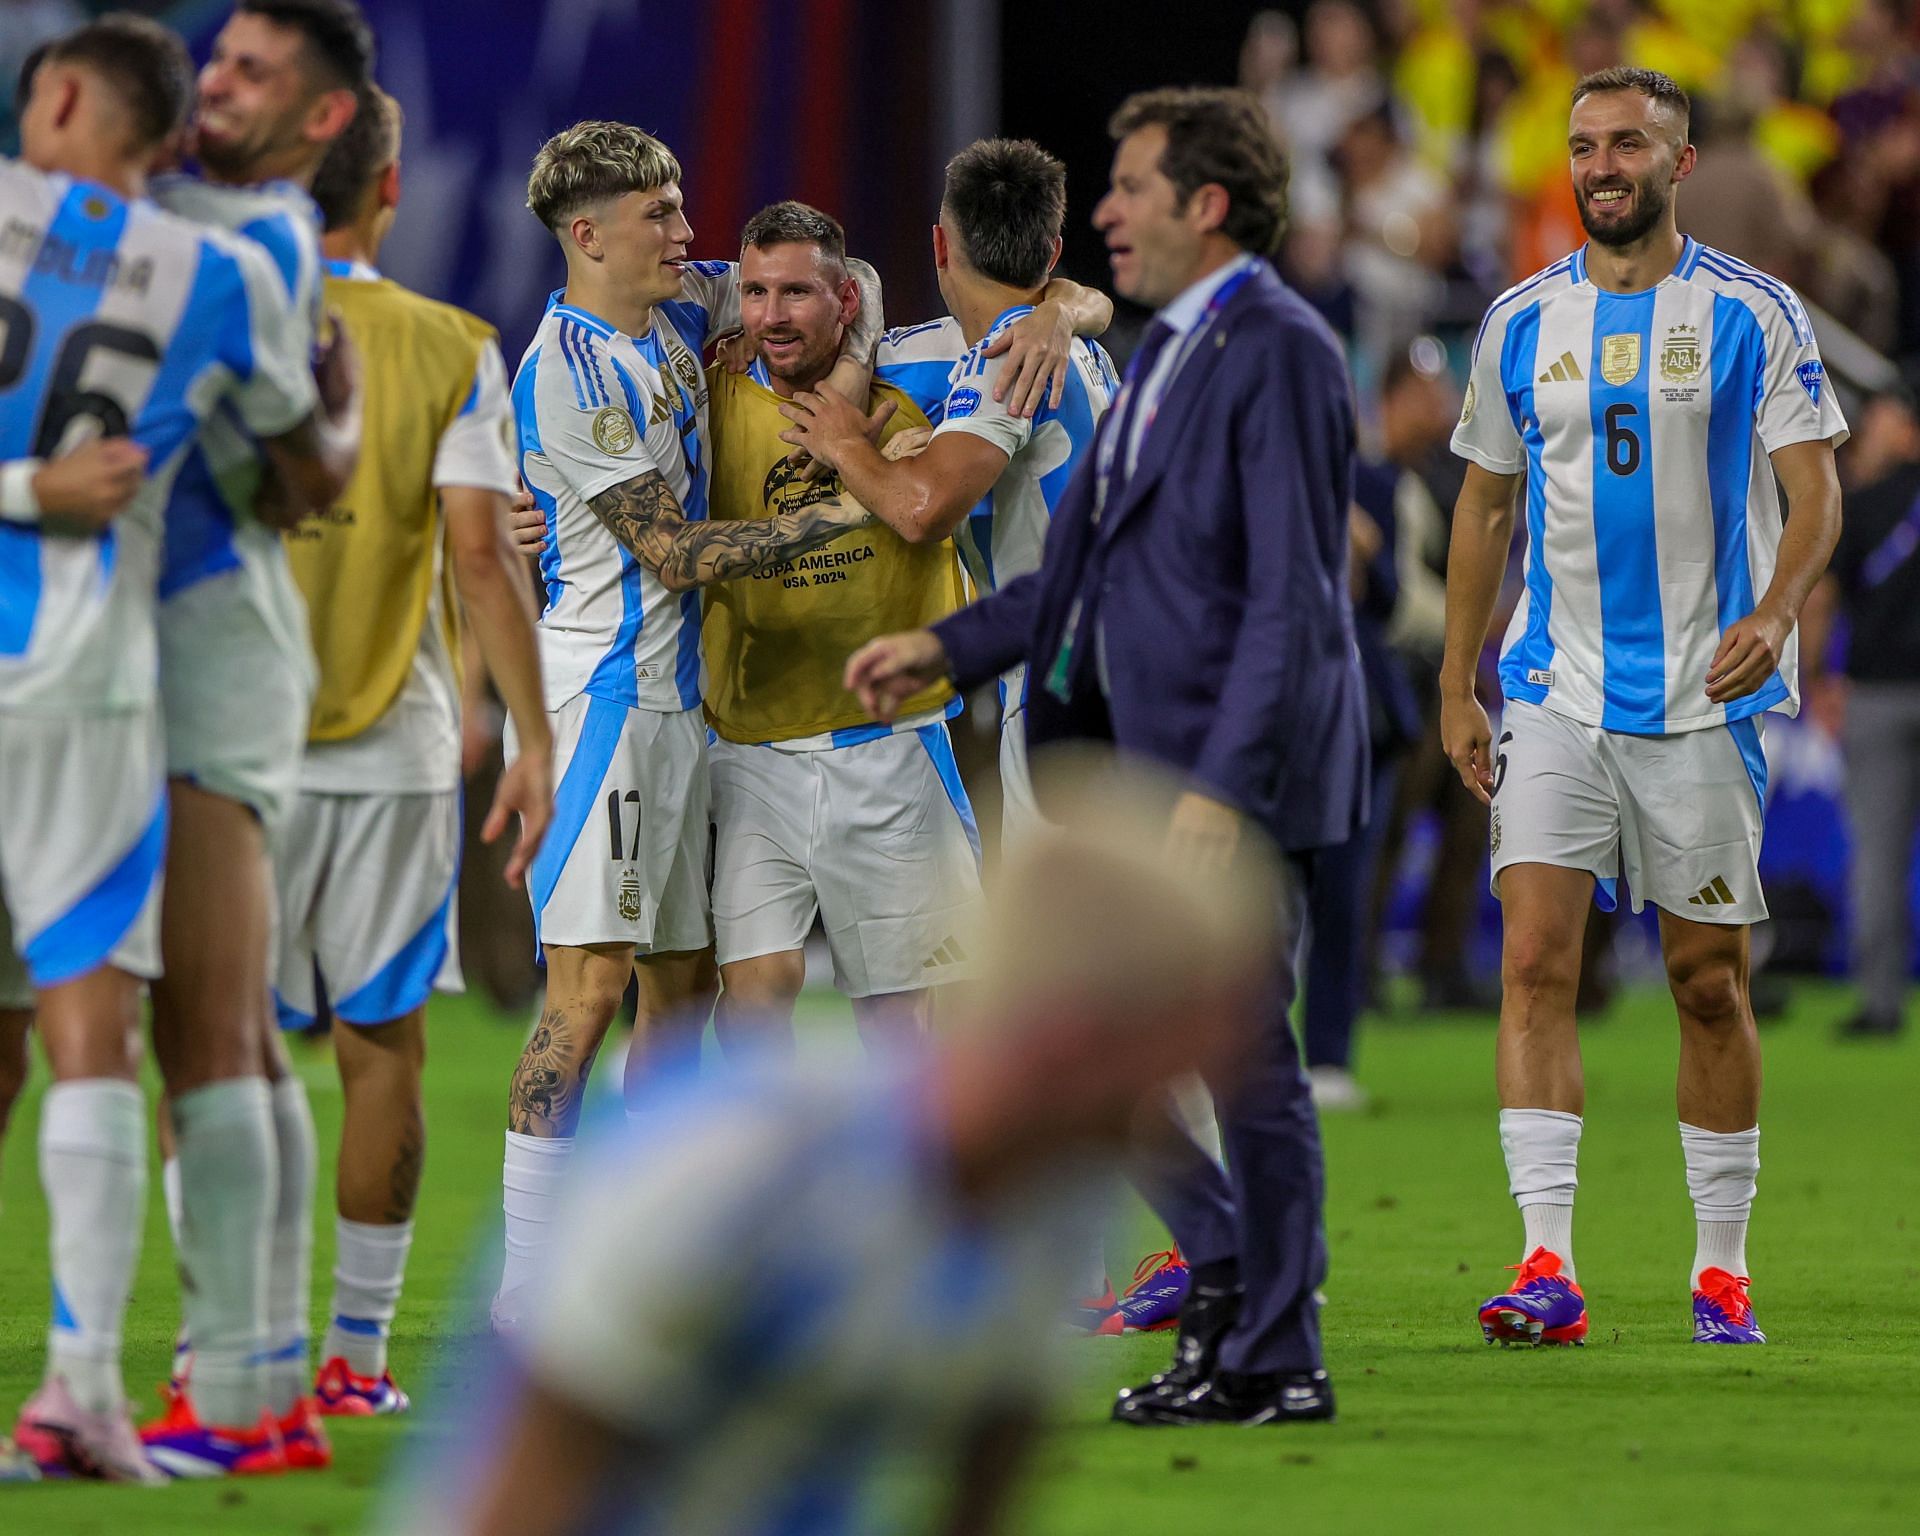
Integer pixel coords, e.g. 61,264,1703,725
0,460,44,523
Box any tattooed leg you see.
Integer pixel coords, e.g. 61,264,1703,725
512,944,635,1138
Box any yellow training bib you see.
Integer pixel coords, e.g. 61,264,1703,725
702,367,965,744
289,274,495,742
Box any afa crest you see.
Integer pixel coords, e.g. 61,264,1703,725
617,871,643,924
1459,380,1476,426
1600,334,1641,386
1659,324,1702,383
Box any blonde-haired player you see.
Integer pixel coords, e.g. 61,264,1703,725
273,84,551,1415
495,122,885,1327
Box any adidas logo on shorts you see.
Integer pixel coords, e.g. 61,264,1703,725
921,935,969,970
1688,875,1737,907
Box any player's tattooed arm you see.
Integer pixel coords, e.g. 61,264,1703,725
586,469,871,592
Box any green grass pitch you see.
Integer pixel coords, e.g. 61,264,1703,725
1,983,1915,1533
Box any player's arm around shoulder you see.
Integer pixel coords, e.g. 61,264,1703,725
779,359,1014,546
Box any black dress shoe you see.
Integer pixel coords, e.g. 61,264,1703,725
1114,1367,1336,1426
1111,1284,1240,1416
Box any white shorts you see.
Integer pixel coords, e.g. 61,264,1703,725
274,790,463,1029
160,570,314,837
1490,698,1768,924
710,725,983,997
0,708,167,1006
999,705,1042,841
513,696,710,954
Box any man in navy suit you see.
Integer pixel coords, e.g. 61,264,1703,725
846,87,1368,1426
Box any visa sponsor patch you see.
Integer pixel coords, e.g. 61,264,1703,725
945,387,982,420
1796,359,1824,406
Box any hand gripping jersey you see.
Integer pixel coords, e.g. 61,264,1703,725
514,262,740,714
1452,237,1849,735
0,161,317,713
148,176,323,659
930,306,1118,715
702,361,965,746
290,260,516,794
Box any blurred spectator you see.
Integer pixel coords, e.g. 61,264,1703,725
1301,345,1435,1107
1676,95,1816,284
1801,387,1920,1039
1334,100,1457,380
1724,26,1843,185
1805,156,1903,354
1251,1,1385,241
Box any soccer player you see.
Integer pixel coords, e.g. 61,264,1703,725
703,199,1115,1054
780,139,1120,831
389,761,1280,1536
1442,68,1846,1346
0,14,337,1480
496,122,887,1328
135,0,369,1475
269,84,553,1417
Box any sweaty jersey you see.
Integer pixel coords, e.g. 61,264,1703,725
703,363,963,747
515,262,740,714
149,176,322,669
0,162,316,714
293,260,517,795
932,306,1117,714
1453,237,1848,735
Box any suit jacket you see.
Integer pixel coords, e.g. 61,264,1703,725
934,259,1369,852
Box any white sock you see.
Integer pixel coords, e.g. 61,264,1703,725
1680,1121,1758,1287
323,1218,413,1379
1500,1107,1581,1280
40,1079,146,1416
267,1076,318,1415
172,1078,277,1428
496,1131,572,1326
162,1154,184,1247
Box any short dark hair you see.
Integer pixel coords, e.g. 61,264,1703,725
236,0,375,90
1571,66,1691,140
35,14,195,151
1108,87,1289,257
310,82,399,231
941,138,1066,289
740,200,846,266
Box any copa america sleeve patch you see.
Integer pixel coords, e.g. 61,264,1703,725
945,387,982,420
1796,359,1824,406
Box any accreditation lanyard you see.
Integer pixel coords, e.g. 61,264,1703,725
1048,261,1258,704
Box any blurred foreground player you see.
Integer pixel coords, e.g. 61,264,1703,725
0,15,337,1480
394,759,1279,1536
278,84,552,1415
138,0,368,1476
1443,68,1845,1346
850,88,1366,1424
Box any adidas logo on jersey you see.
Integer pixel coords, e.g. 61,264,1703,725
1537,351,1584,384
1688,876,1738,908
921,936,970,970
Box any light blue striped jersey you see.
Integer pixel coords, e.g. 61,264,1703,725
400,1057,1099,1536
514,264,739,714
1453,237,1849,735
932,306,1118,718
148,176,322,629
872,315,968,424
0,161,318,713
